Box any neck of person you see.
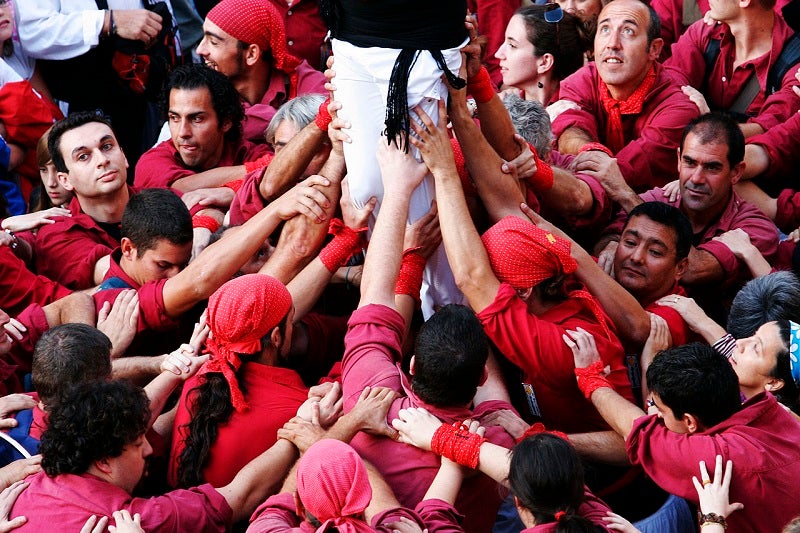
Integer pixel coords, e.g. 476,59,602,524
685,195,730,234
523,75,559,106
80,187,129,224
729,10,775,65
237,62,273,106
606,63,652,101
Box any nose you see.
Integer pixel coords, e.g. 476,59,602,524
143,437,153,458
196,37,209,57
560,0,577,13
43,166,58,189
630,244,646,264
178,118,192,139
606,29,622,49
494,44,507,60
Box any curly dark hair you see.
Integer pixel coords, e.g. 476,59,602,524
160,63,244,143
40,380,150,477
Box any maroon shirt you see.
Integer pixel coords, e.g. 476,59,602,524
267,0,329,72
664,16,799,132
0,247,71,317
553,62,700,191
627,392,800,532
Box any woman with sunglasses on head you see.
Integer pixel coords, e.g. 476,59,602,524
495,4,592,106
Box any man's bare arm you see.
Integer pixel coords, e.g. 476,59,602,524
680,248,725,285
171,165,246,193
557,126,594,155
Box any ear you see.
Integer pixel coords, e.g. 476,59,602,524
409,355,416,376
765,378,785,393
516,287,534,301
94,457,114,475
674,256,689,280
57,171,74,192
537,53,555,76
676,147,682,174
269,325,283,350
729,161,745,185
648,38,664,61
120,237,136,260
683,413,700,434
245,43,261,66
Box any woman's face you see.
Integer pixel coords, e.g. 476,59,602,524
730,321,786,393
495,15,539,90
557,0,602,23
40,162,72,206
0,1,13,44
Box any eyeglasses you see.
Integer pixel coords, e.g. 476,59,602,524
543,4,564,23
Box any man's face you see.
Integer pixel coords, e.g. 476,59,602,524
56,122,128,200
613,215,687,304
122,238,192,285
594,0,661,99
196,19,247,80
168,87,230,170
678,132,740,216
108,434,152,494
708,0,741,23
0,309,12,356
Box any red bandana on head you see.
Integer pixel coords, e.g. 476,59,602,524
599,65,657,154
207,0,301,78
198,273,292,412
297,439,374,533
481,216,612,339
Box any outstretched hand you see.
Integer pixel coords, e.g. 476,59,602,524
391,407,443,451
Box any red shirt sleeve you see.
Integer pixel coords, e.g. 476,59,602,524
0,247,71,316
134,140,193,190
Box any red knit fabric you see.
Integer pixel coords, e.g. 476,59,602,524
467,66,496,104
574,360,613,399
296,439,374,533
224,179,244,193
192,214,220,233
198,274,292,412
431,422,486,469
244,152,275,173
315,97,332,131
579,142,614,158
394,247,426,301
318,219,366,273
599,65,657,153
481,216,576,290
525,142,554,192
207,0,301,75
517,422,570,444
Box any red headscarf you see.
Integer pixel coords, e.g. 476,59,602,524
207,0,301,75
481,216,577,290
198,273,292,412
297,439,374,533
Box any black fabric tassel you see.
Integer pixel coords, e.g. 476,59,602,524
384,49,419,153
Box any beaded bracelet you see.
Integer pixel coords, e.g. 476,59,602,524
698,512,727,530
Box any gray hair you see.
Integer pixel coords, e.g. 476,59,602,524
728,271,800,339
264,93,327,145
502,93,554,160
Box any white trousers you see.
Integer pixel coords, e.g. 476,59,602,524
332,39,467,318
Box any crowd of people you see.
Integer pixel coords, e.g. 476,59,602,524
1,0,800,530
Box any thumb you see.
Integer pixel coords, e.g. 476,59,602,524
730,502,745,512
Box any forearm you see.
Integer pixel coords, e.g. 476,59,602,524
568,431,630,466
171,166,246,193
112,355,166,384
476,94,522,161
476,441,512,486
680,248,725,285
588,387,645,441
42,291,96,327
450,103,524,221
285,257,335,321
143,370,181,428
422,462,464,505
557,127,593,155
734,246,772,278
538,168,594,217
739,122,764,139
220,438,299,523
742,144,769,180
260,125,328,201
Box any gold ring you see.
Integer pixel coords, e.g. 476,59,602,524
702,479,712,487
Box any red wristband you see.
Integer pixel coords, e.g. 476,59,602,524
245,153,274,173
315,97,332,131
318,218,366,273
431,421,486,469
394,247,426,301
524,142,554,192
223,179,243,193
192,214,220,233
574,360,613,399
467,67,495,104
579,142,614,158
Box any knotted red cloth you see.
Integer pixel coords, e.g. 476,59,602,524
574,360,613,399
197,274,292,412
297,439,373,533
395,247,426,301
318,219,367,273
599,65,656,154
431,421,486,469
481,216,612,339
517,422,570,444
207,0,301,77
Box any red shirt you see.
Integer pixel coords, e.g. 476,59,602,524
134,139,270,191
664,17,799,132
242,61,327,144
626,392,800,532
553,62,700,191
229,166,272,226
478,283,634,433
0,247,71,317
169,363,307,488
267,0,329,72
341,304,516,533
11,472,231,532
32,190,132,290
747,110,800,187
